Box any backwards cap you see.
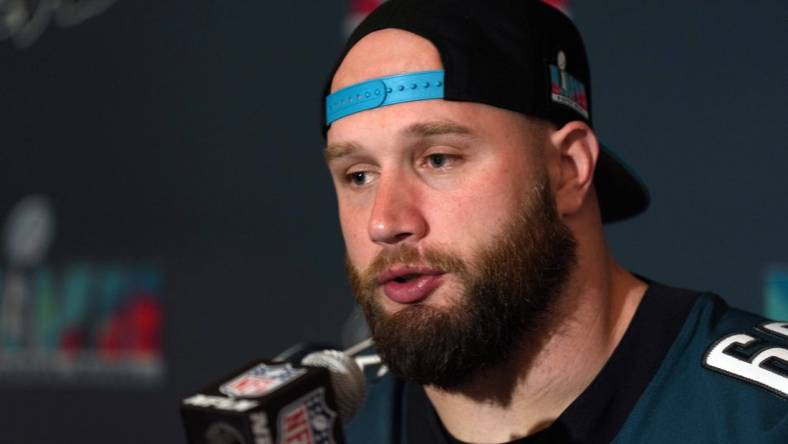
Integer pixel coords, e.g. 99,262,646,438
322,0,649,223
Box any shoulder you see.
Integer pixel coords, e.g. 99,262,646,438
616,285,788,443
679,290,787,401
694,292,788,404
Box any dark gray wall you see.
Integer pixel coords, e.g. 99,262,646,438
577,1,788,312
0,1,785,442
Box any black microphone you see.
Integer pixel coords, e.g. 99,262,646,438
180,339,372,444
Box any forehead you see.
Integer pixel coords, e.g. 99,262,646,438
330,29,443,93
326,100,547,170
327,28,547,153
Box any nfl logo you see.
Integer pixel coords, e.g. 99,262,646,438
278,387,338,444
219,363,306,398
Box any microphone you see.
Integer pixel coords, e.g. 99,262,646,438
180,339,372,444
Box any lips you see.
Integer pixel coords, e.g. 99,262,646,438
378,266,446,304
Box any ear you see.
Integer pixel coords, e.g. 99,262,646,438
549,121,599,217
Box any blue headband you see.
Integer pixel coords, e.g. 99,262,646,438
325,70,445,125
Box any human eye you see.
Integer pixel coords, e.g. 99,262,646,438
344,169,377,187
423,152,460,170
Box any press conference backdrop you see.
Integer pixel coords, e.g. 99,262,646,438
0,0,785,442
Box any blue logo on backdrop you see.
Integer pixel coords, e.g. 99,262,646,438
765,267,788,320
0,195,165,385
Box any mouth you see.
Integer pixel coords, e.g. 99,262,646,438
393,273,421,283
378,266,444,284
377,266,446,304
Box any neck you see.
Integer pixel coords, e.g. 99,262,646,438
424,231,647,443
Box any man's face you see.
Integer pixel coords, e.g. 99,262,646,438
325,30,577,388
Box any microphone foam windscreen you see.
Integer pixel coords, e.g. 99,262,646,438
302,349,367,423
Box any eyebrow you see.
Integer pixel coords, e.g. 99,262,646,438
402,120,474,138
324,120,475,163
324,141,363,163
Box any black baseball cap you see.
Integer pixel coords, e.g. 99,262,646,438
322,0,649,223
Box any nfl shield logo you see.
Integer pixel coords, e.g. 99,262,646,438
219,363,306,398
278,387,338,444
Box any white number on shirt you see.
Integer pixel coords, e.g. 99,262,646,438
703,322,788,399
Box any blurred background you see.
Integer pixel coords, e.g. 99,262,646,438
0,0,785,442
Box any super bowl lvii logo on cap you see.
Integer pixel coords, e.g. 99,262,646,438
549,50,589,119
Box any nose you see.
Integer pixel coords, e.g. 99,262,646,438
367,172,428,246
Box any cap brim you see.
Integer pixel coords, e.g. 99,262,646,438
595,144,650,223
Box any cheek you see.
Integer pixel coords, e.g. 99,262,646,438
429,197,512,253
429,166,526,244
338,200,374,266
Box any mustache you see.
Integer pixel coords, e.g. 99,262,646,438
347,244,469,294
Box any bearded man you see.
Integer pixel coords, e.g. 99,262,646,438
321,1,788,443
